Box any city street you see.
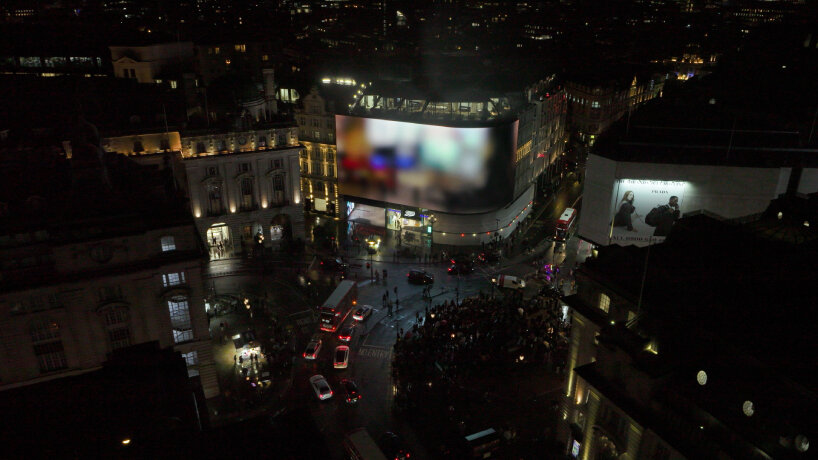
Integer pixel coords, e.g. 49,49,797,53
201,173,588,458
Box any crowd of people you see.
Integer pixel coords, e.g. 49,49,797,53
392,289,570,389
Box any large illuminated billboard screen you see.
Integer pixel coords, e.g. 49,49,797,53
336,115,518,213
609,179,687,245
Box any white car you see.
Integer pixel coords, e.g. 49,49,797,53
303,339,322,360
309,375,333,400
352,305,373,321
492,274,526,290
334,345,350,369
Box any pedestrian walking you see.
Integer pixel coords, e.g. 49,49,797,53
394,286,398,296
233,354,237,365
395,299,400,311
239,355,244,365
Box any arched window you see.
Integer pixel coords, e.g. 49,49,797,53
167,296,193,343
104,308,131,350
31,319,67,373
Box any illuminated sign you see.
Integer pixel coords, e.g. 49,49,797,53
336,115,518,213
609,179,687,245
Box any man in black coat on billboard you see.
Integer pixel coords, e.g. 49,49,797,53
652,196,681,237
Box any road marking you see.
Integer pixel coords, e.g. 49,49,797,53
358,346,392,360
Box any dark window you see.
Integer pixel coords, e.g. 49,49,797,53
241,178,254,209
31,320,67,373
273,175,286,205
207,184,223,215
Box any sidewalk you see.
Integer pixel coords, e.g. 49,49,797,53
205,292,300,427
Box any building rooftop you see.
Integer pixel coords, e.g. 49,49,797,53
583,194,818,389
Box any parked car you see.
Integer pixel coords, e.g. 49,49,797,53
407,268,434,284
334,345,350,369
379,432,412,460
303,338,322,360
352,305,373,321
340,378,361,404
309,375,333,401
338,324,355,342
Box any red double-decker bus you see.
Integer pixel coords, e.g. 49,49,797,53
319,280,358,332
555,207,577,242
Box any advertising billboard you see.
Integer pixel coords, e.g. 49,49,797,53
609,179,687,245
336,115,518,213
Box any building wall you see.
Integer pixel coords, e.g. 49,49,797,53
185,146,305,256
566,75,666,145
181,127,298,157
103,131,182,155
296,88,340,217
0,225,219,398
514,89,569,195
561,270,640,452
578,153,795,247
109,42,195,84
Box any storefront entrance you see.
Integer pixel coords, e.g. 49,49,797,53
206,223,232,260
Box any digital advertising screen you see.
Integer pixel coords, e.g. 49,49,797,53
335,115,518,213
609,179,687,245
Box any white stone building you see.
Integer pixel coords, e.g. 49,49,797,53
181,126,305,258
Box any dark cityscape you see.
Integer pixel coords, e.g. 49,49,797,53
0,0,816,458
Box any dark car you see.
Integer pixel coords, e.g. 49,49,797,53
379,432,411,460
320,257,348,276
340,378,360,404
477,251,500,264
447,259,475,275
338,324,355,342
407,268,434,284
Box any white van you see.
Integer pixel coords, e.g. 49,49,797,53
492,274,526,290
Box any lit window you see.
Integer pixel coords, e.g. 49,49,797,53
162,272,186,287
262,54,269,61
168,296,193,343
170,80,178,89
235,44,246,52
182,351,199,366
160,236,176,252
598,293,610,313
